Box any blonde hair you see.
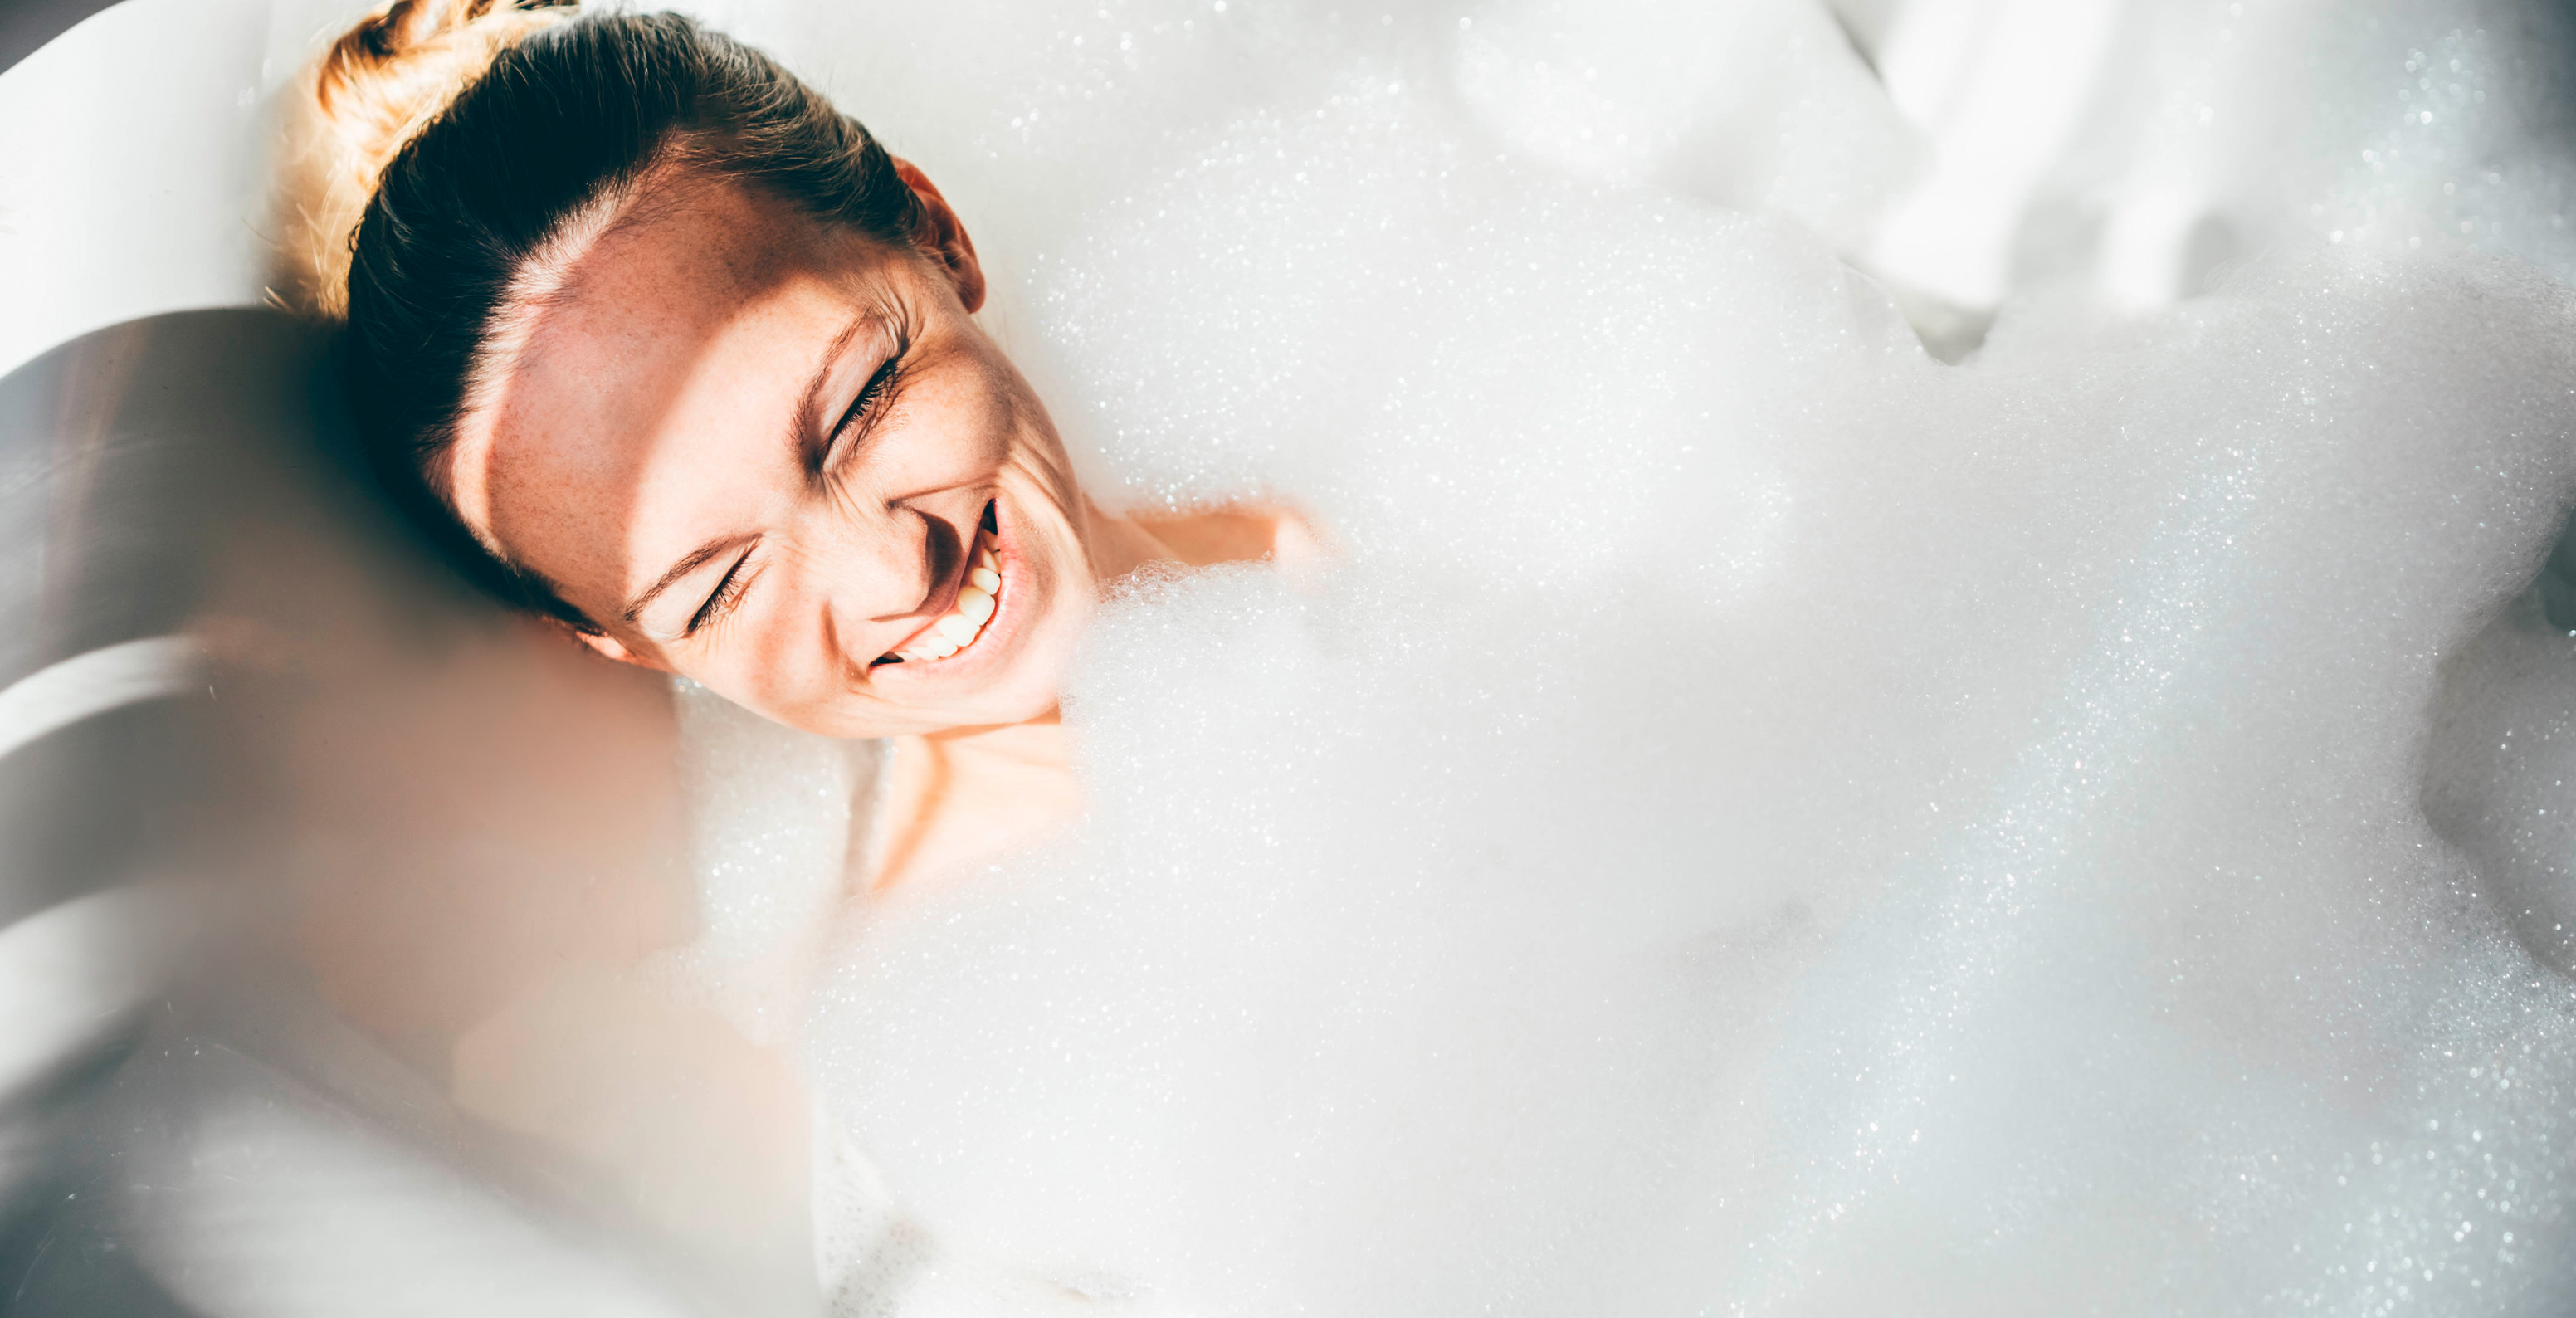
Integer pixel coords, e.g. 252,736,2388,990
273,0,571,319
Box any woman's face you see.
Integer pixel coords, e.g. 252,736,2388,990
442,166,1102,739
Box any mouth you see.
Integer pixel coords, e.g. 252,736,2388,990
877,500,1004,666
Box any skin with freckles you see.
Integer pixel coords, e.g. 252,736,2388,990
442,159,1310,888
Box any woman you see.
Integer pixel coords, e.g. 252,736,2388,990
261,2,2576,1315
272,5,1334,1306
285,0,1308,893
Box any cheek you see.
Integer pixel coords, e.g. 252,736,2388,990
670,582,839,724
895,358,1022,476
685,644,819,731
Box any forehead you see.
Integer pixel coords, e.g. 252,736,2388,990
446,177,866,617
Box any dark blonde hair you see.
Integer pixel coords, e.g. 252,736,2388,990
280,1,923,627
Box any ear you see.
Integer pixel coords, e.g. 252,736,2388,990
568,625,671,671
890,156,986,314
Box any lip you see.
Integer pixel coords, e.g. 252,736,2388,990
871,498,1017,679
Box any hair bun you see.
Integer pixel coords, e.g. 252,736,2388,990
273,0,573,319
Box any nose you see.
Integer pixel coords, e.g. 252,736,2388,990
799,500,967,659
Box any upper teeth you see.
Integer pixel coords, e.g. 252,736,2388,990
898,533,1002,662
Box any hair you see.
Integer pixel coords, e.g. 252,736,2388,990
276,1,925,627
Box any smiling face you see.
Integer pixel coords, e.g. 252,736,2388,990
442,167,1110,738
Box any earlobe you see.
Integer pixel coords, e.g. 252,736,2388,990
889,156,987,314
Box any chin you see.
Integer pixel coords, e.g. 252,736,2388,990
928,591,1090,732
829,481,1090,735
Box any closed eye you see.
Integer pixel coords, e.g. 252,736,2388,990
685,549,757,637
822,354,903,469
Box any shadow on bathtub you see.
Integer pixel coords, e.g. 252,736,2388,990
0,310,774,1317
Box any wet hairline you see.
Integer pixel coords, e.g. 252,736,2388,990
438,154,744,564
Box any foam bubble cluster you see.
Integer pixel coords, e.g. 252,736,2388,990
671,0,2576,1311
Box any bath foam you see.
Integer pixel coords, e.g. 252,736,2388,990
1449,0,1919,254
667,679,864,1045
787,54,2576,1318
590,0,2576,1312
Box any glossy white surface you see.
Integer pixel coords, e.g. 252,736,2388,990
0,0,371,377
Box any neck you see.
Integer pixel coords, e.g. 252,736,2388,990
874,707,1079,891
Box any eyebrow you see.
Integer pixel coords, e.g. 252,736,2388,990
617,310,879,628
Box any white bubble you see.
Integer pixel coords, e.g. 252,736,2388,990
651,0,2576,1311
